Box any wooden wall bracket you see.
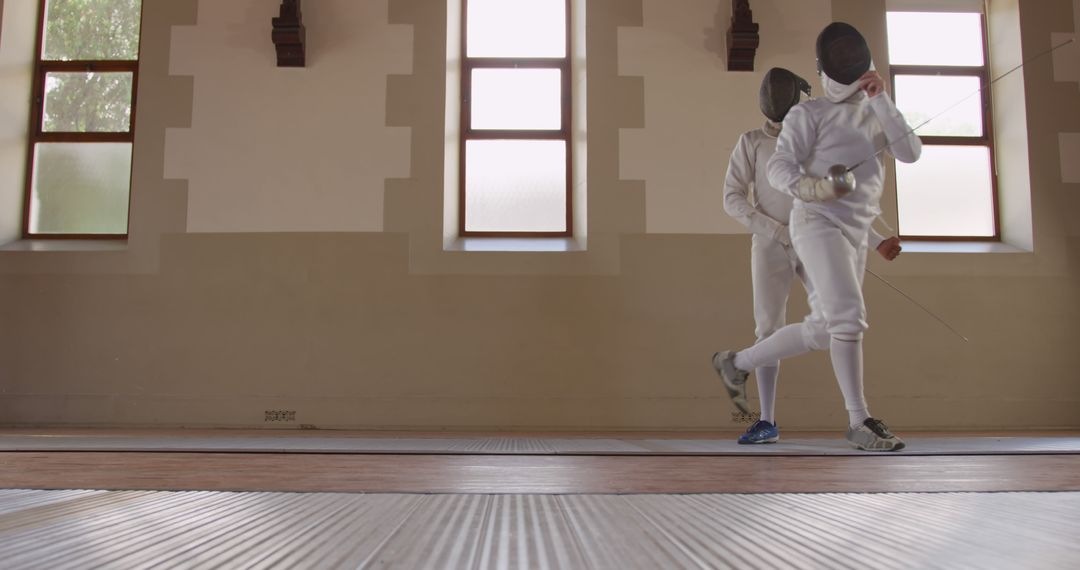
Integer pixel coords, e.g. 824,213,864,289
726,0,759,72
272,0,306,67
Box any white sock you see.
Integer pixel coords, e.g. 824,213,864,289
830,336,870,427
735,324,810,371
755,365,778,424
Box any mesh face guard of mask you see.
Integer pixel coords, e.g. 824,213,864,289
758,67,812,122
815,22,871,85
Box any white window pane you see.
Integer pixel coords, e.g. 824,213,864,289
466,140,566,232
895,75,982,137
896,145,994,237
472,69,561,130
30,142,132,234
886,12,984,66
467,0,566,58
43,72,134,133
42,0,142,61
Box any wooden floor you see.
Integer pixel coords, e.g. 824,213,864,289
2,452,1080,494
2,431,1079,569
2,429,1079,494
6,428,1080,456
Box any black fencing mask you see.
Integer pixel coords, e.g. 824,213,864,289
758,67,812,123
816,22,871,85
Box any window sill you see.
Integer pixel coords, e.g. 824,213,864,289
901,240,1027,254
444,237,584,253
0,239,129,252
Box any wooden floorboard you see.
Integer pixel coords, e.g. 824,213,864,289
3,452,1079,494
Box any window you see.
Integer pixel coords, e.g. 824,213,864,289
23,0,142,238
886,10,997,240
460,0,571,237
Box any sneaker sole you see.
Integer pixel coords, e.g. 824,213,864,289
738,436,779,445
721,385,749,414
712,352,749,414
847,439,906,452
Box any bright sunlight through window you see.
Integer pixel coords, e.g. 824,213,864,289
887,10,997,239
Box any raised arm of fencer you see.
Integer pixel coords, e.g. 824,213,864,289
868,92,922,163
766,105,845,202
723,133,791,245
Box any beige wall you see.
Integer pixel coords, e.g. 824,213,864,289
1057,0,1080,185
621,0,830,234
165,0,411,232
0,0,34,244
0,0,1077,431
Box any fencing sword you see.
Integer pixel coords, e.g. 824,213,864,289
829,38,1074,342
862,218,968,342
840,37,1075,175
866,268,969,342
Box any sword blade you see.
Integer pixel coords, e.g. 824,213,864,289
847,38,1075,173
867,268,969,342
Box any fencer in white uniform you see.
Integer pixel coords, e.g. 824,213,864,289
721,67,898,445
714,23,918,451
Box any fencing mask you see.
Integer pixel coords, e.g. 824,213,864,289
816,22,871,85
759,67,812,122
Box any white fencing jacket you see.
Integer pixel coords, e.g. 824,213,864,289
726,121,890,250
766,91,921,245
723,122,792,245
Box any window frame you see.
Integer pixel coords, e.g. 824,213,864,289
888,12,999,241
459,0,573,238
22,0,142,240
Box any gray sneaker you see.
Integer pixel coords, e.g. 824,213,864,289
846,418,906,452
712,351,749,414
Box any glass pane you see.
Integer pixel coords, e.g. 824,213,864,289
42,0,142,61
886,12,983,66
29,142,132,234
43,72,134,132
465,140,566,232
467,0,566,58
894,75,982,137
896,145,994,237
472,69,561,130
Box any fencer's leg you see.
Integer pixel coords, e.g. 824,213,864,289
749,235,796,424
828,241,871,428
831,337,869,426
795,261,831,352
791,210,871,427
734,233,827,372
755,365,779,423
734,323,814,371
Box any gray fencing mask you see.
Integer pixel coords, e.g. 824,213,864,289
816,22,871,85
759,67,812,122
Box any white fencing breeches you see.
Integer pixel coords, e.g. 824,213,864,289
734,208,872,423
736,209,868,369
791,208,869,343
750,233,808,358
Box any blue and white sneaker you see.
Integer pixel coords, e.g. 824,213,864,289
738,420,779,444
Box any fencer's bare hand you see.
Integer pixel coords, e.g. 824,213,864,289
877,236,902,261
859,71,885,98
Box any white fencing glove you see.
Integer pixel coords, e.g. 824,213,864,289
793,165,856,202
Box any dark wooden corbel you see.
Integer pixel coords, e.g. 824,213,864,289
272,0,306,67
726,0,759,72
